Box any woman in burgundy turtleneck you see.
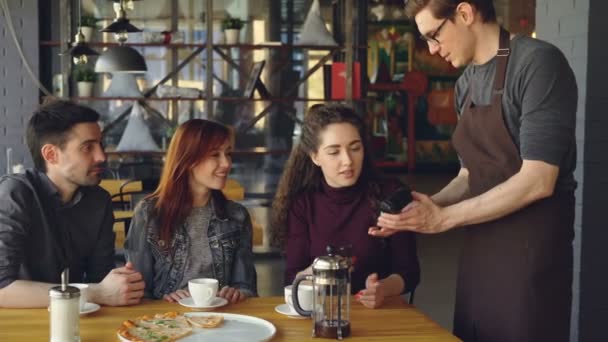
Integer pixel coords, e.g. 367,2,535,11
271,104,420,309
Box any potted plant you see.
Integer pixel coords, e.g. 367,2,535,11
222,16,245,44
79,15,98,42
73,66,97,97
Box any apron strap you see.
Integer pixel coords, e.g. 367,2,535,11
493,27,511,95
461,27,511,111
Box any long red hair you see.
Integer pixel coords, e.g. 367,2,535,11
149,119,231,243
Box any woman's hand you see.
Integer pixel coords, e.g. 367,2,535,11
356,273,385,309
218,286,247,304
162,289,190,303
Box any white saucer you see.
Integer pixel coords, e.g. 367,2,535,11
274,303,307,319
80,302,100,315
48,302,100,315
178,296,228,310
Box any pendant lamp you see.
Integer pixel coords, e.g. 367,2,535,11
95,0,146,73
60,0,99,65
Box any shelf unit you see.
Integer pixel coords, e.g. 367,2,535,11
41,0,366,154
41,41,363,51
71,96,362,102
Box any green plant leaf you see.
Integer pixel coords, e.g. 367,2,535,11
73,66,98,82
222,16,244,30
80,15,98,28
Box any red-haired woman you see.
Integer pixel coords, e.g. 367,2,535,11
125,119,256,304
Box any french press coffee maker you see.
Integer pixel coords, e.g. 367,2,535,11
292,245,352,339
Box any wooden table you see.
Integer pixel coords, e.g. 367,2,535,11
0,296,459,341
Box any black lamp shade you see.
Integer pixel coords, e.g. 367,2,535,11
70,43,99,57
101,17,142,33
95,46,147,73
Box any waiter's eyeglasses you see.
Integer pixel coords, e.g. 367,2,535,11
421,18,448,46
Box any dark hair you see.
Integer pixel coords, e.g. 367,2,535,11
26,100,100,172
270,104,382,250
405,0,496,23
148,119,231,244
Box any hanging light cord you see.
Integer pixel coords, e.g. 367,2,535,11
0,0,56,98
77,0,82,32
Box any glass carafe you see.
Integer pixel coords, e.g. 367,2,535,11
293,245,352,339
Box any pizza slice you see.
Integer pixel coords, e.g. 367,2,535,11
136,312,191,330
117,312,193,342
185,315,224,328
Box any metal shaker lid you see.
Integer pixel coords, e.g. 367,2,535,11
49,267,80,298
49,285,80,299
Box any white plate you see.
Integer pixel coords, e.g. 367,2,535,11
117,312,276,342
274,303,307,319
178,297,228,310
80,302,100,315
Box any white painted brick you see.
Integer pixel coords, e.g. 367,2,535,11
576,81,587,105
547,0,575,19
537,0,549,16
537,0,549,7
575,203,584,227
559,12,590,37
575,186,584,205
573,0,590,12
576,139,585,162
553,37,575,57
3,128,24,141
573,231,582,265
575,119,585,140
569,56,588,86
576,105,586,122
572,36,588,58
573,164,584,184
535,17,560,40
0,0,38,175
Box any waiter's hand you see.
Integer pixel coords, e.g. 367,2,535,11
371,192,450,236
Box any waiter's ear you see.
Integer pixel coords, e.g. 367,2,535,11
455,2,475,25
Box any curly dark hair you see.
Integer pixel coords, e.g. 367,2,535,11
270,104,383,250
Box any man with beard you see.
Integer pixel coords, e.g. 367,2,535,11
0,100,145,308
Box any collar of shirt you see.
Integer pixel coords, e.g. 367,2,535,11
34,170,84,209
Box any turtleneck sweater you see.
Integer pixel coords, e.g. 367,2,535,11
285,178,420,294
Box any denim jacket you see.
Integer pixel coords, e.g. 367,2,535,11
124,192,257,299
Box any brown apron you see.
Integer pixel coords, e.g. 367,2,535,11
450,28,574,342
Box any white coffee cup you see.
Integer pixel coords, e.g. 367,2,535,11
188,278,219,306
69,283,89,311
284,284,314,314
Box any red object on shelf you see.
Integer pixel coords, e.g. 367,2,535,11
369,71,429,173
331,62,361,100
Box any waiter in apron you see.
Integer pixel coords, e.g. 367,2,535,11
369,1,578,341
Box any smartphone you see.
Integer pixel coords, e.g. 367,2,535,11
379,187,413,214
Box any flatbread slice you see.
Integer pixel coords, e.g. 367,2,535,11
117,312,193,342
186,315,224,328
136,312,191,330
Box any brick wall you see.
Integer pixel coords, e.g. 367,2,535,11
0,0,38,175
537,0,608,341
